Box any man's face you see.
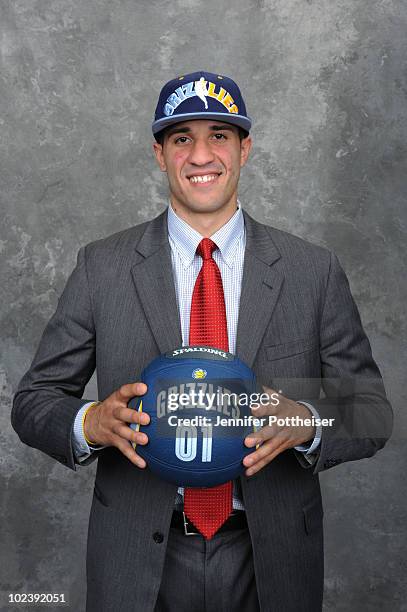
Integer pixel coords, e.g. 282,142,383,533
153,120,252,217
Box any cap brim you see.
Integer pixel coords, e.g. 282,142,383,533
152,112,252,135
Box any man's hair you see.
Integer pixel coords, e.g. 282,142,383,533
154,125,249,146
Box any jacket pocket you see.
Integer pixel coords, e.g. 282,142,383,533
302,497,324,535
266,337,318,361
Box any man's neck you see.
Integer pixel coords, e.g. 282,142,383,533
169,200,239,237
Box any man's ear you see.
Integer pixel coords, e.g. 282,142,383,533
153,141,167,172
240,135,253,168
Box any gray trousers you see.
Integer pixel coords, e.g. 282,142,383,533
154,525,260,612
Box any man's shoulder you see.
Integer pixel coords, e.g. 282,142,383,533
245,211,333,268
267,223,330,259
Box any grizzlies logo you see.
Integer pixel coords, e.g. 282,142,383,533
163,79,239,117
192,368,207,380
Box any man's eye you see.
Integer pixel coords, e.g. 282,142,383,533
174,136,190,144
213,133,226,140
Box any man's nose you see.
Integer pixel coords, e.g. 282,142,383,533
187,139,215,165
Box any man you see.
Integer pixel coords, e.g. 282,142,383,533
12,71,393,611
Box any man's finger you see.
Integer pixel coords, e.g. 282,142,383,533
115,437,147,468
244,425,276,447
243,438,277,466
243,435,287,468
117,406,150,426
244,439,288,476
114,423,149,445
116,382,147,402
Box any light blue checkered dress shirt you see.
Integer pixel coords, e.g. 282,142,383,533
167,202,246,509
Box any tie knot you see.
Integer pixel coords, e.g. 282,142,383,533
197,238,217,260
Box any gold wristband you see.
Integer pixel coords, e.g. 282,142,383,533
82,402,101,447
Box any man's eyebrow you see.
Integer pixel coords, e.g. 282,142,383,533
165,125,192,138
207,124,236,132
165,124,236,138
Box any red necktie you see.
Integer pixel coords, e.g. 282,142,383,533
184,237,233,539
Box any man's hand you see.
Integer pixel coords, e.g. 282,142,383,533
243,385,316,476
83,382,150,468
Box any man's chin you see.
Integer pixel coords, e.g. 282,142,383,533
189,201,225,213
180,195,234,214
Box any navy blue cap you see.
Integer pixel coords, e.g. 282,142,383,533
152,71,252,137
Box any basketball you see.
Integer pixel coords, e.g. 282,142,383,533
129,346,259,487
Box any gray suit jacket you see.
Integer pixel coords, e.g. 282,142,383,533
12,209,393,612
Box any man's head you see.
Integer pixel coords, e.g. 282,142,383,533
152,71,252,225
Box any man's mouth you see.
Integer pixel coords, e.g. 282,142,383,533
187,173,221,184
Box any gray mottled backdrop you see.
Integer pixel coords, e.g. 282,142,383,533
1,1,406,610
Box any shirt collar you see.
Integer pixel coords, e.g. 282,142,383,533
167,201,245,269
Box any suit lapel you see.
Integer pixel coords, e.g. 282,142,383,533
236,211,284,367
130,208,284,364
131,210,182,354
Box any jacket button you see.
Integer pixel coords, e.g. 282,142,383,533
153,532,164,544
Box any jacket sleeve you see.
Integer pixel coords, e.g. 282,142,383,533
310,251,393,473
11,246,98,471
